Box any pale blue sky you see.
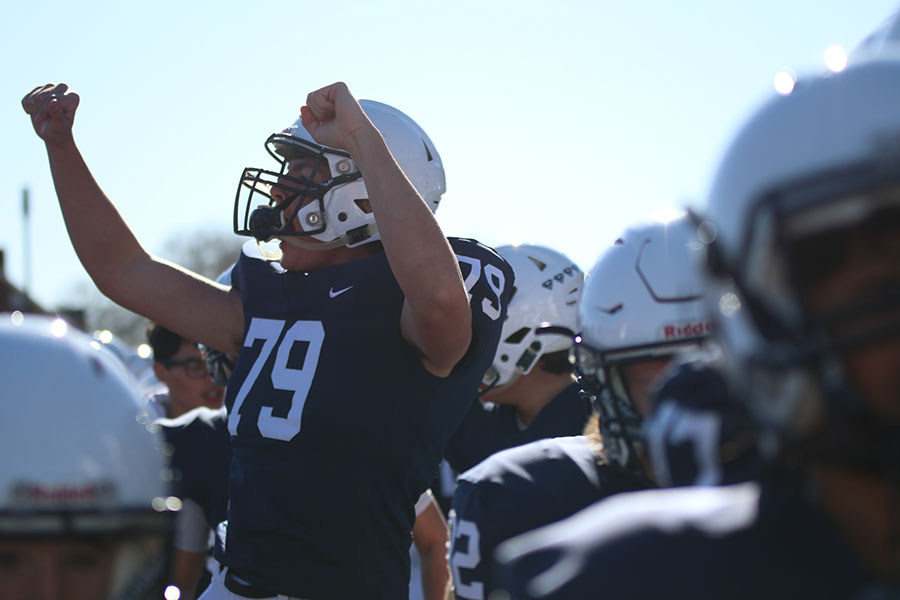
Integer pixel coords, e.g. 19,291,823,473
2,1,896,309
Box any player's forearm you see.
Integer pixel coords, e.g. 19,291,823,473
419,546,453,600
169,549,206,600
347,127,469,316
45,139,147,295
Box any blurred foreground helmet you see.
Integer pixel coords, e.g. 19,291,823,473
235,100,445,250
850,8,900,63
696,54,900,470
91,328,154,385
0,314,175,600
572,216,711,477
481,244,583,392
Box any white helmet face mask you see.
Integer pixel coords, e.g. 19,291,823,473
234,100,446,251
696,55,900,474
480,244,583,393
0,315,175,600
571,216,712,478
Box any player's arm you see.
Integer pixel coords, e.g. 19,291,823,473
21,83,243,355
412,491,453,600
301,82,472,377
443,398,493,474
170,550,206,600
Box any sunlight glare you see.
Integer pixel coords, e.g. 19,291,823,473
824,45,848,73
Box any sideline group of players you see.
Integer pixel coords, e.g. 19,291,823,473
3,21,900,600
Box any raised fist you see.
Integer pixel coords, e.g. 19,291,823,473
22,83,80,146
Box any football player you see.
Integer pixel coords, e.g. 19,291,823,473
448,216,715,599
146,323,225,419
169,250,454,600
444,244,588,475
0,314,174,600
23,81,513,599
492,48,900,599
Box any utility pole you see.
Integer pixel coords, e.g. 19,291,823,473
22,187,31,297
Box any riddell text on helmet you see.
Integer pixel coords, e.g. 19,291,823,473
11,481,117,506
662,321,713,340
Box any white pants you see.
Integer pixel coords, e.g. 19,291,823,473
197,565,310,600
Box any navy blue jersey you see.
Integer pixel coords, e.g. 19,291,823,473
444,384,592,474
644,359,761,487
493,480,889,599
158,406,231,530
449,436,645,600
217,238,513,599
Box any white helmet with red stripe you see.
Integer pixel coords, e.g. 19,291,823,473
572,215,711,476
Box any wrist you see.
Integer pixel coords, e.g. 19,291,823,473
44,132,77,153
343,123,384,161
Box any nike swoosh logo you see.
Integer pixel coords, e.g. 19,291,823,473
329,285,354,298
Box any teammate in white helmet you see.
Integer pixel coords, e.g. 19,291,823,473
449,217,718,598
0,314,175,600
494,43,900,600
444,244,588,475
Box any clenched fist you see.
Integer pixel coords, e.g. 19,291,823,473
301,81,376,156
22,83,80,147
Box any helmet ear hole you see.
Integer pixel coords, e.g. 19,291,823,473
338,212,348,222
504,327,531,345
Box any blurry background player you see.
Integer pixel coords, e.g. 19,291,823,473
157,406,231,600
492,45,900,600
155,269,235,599
0,314,175,600
23,80,512,599
448,216,716,599
443,244,587,477
146,323,224,419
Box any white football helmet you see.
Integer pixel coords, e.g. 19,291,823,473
481,244,583,392
572,216,712,477
696,53,900,467
235,100,445,250
0,314,175,600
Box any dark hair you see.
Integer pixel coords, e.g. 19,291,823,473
147,323,186,362
537,349,573,376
